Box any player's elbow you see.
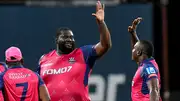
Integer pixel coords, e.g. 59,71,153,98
107,38,112,49
149,89,159,101
39,85,51,101
41,96,51,101
103,42,112,50
101,37,112,49
108,42,112,49
46,95,51,101
47,97,51,101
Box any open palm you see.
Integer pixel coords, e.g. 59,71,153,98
128,17,142,33
92,1,105,22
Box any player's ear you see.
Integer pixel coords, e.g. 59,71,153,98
137,50,142,56
5,60,8,65
20,59,24,65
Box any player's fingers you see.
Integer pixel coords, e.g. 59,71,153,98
128,26,132,31
102,4,105,10
133,19,138,25
137,17,143,21
132,24,136,29
92,13,96,16
97,1,102,10
96,2,98,12
128,26,132,29
134,17,142,24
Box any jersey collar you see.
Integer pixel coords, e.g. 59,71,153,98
139,57,154,66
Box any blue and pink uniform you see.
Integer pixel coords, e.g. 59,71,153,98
0,65,44,101
131,58,161,101
0,62,7,101
38,45,98,101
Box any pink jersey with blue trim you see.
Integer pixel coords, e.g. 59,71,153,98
0,62,7,101
38,45,97,101
131,58,161,101
0,65,44,101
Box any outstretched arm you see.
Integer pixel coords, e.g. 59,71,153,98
147,78,160,101
92,1,112,58
36,73,51,101
39,85,51,101
128,17,142,49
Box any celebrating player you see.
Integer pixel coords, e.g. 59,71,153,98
128,17,161,101
0,46,50,101
38,1,111,101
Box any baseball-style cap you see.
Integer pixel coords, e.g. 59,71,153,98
5,46,23,62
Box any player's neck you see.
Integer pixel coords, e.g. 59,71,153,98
56,45,64,55
56,49,63,55
8,64,23,68
56,48,70,55
56,45,74,55
138,55,148,65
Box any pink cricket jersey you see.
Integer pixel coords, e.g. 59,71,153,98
131,58,162,101
38,45,97,101
0,65,44,101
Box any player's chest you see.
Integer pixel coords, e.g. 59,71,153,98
40,55,86,77
132,67,143,86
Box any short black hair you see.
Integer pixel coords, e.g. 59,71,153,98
56,27,71,39
139,40,154,57
6,59,24,67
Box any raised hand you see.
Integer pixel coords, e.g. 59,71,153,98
128,17,142,33
92,1,105,22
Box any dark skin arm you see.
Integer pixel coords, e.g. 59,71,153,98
39,85,51,101
147,78,160,101
128,17,142,50
92,1,112,58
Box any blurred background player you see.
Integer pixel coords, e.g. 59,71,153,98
0,46,50,101
128,17,161,101
0,62,7,101
38,1,111,101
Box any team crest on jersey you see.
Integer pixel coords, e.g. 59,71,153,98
68,57,75,64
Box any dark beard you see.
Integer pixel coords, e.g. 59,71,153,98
57,43,75,54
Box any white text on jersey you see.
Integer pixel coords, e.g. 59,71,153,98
42,66,72,75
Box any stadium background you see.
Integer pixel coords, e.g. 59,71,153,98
0,0,178,101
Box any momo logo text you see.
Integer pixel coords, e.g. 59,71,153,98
42,66,72,75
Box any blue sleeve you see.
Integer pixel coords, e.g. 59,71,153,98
0,75,4,90
0,63,7,90
35,73,44,86
142,64,158,81
0,62,7,74
37,55,45,74
80,45,98,68
37,65,40,75
0,72,6,90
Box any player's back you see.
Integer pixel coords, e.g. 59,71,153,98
3,66,39,101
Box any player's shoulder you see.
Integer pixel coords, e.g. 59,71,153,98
142,63,157,74
143,62,155,68
22,68,39,77
43,49,56,58
0,62,7,73
79,45,95,50
39,50,56,62
79,45,95,53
